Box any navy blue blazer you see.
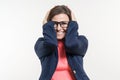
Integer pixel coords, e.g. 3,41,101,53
34,21,90,80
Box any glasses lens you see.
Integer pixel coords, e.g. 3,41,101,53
54,21,69,28
60,22,68,28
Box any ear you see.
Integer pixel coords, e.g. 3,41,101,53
43,10,50,25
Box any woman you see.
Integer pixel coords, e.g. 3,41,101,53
34,5,89,80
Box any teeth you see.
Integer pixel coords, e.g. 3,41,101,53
57,32,64,35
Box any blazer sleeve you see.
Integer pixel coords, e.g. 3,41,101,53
65,21,88,57
34,38,52,59
34,21,57,59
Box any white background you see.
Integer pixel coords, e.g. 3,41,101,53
0,0,120,80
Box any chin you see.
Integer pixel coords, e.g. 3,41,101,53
57,36,64,40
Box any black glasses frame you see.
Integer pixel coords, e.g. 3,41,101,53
53,21,69,28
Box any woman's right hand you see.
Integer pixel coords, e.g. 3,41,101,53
43,11,50,25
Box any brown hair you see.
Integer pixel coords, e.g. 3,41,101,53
47,5,72,21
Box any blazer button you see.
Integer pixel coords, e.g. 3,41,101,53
73,70,76,74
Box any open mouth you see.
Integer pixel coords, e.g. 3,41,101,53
57,31,65,35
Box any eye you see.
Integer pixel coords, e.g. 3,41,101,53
54,21,58,25
61,22,68,26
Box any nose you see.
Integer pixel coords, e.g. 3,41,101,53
57,24,62,31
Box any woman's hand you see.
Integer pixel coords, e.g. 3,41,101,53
71,11,77,21
43,11,50,25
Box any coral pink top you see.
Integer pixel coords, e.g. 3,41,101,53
51,41,75,80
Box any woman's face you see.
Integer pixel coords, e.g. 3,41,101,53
52,13,69,40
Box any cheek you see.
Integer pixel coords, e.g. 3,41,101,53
63,28,67,31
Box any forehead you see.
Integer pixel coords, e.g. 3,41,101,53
52,13,69,22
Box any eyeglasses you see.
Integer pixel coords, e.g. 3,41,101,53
53,21,69,28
